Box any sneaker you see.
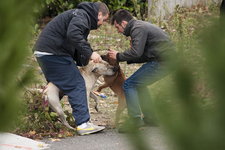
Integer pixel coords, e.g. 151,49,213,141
76,122,105,135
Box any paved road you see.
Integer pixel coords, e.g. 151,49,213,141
43,127,169,150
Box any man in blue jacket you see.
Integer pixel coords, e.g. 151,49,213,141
108,9,172,132
34,2,109,135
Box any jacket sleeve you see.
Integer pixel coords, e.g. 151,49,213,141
117,26,148,62
67,14,93,66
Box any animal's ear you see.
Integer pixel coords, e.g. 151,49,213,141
101,55,108,62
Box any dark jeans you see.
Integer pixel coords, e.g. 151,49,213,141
36,55,90,126
123,61,166,122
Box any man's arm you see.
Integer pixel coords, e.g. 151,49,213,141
116,27,148,62
67,15,101,63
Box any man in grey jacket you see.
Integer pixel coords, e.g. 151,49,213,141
108,9,172,132
34,2,109,135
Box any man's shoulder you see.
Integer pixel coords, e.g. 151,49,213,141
53,9,89,20
132,20,152,28
134,20,163,32
70,9,90,23
131,20,151,32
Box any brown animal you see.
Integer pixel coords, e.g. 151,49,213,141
97,55,127,125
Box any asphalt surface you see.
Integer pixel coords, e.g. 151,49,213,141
42,127,169,150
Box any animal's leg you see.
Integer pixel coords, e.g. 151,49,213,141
44,83,75,130
115,97,126,126
96,80,104,85
90,91,99,112
97,83,109,92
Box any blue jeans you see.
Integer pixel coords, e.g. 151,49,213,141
36,55,90,126
123,61,166,121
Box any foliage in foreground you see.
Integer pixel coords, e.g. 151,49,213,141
151,18,225,150
126,4,225,150
0,0,39,131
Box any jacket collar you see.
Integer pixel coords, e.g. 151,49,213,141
123,19,135,36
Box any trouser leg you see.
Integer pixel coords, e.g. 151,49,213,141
137,86,157,125
36,55,90,126
123,61,163,121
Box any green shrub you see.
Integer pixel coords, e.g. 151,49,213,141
124,3,224,150
14,87,76,139
39,0,148,19
0,0,39,131
153,17,225,150
40,0,77,17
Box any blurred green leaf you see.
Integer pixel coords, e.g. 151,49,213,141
0,0,39,131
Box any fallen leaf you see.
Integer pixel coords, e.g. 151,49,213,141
38,143,44,148
50,138,61,142
29,130,36,135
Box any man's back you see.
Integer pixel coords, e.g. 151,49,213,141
34,9,75,54
34,2,100,63
121,19,170,63
130,20,169,42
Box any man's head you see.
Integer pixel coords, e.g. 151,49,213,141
96,2,109,27
77,2,109,29
111,9,133,33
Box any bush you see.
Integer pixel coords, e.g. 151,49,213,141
39,0,147,19
13,85,76,139
0,0,39,131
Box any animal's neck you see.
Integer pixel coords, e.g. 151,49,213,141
89,72,100,81
80,68,100,90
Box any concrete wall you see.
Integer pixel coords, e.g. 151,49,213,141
148,0,222,18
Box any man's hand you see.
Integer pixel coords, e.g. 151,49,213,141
90,52,102,63
108,49,118,60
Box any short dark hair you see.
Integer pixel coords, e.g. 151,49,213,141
111,9,133,25
96,2,109,16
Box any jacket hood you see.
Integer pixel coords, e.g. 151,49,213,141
77,2,99,30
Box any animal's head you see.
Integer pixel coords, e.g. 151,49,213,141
87,60,115,76
101,54,120,72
